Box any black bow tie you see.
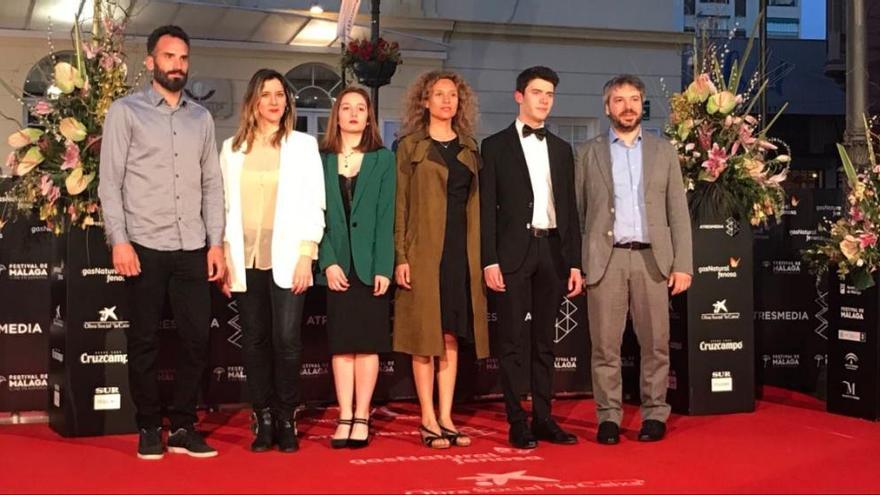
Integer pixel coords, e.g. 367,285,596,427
522,125,547,141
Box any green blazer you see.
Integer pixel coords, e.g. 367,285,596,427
317,148,396,285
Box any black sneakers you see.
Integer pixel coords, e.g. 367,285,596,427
137,427,165,460
167,427,218,458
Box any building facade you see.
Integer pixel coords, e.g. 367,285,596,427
681,0,819,38
1,0,689,165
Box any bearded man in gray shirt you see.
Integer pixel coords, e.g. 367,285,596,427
98,25,225,460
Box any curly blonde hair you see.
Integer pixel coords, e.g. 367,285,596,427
400,70,478,138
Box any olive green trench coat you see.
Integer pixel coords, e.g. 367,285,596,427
392,130,489,359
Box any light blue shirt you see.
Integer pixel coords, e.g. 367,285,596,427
609,128,649,244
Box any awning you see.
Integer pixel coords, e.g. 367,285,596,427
0,0,449,53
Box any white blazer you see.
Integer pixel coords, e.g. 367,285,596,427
220,131,325,292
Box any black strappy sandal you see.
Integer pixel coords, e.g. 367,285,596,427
348,417,371,449
439,424,471,447
419,425,451,449
330,418,352,449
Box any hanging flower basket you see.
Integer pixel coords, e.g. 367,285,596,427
351,59,398,88
342,37,401,88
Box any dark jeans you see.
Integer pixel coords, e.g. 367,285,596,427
234,269,305,418
496,236,566,425
125,244,211,430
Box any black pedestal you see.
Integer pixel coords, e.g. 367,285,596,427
827,275,880,420
624,214,756,414
48,227,136,436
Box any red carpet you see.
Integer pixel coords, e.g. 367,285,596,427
1,388,878,494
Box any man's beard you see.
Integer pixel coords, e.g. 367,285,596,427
153,67,188,92
610,112,642,133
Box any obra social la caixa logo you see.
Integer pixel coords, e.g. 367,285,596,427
404,469,645,494
700,299,741,321
83,306,130,330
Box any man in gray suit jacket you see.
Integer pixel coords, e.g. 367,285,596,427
575,75,693,445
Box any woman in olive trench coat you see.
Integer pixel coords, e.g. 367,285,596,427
393,70,489,450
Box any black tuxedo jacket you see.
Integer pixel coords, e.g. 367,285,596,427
480,123,582,276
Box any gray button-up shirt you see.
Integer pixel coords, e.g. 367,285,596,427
609,127,649,244
98,85,224,251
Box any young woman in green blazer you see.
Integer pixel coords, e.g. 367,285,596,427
317,87,395,449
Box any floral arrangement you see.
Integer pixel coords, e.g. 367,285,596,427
341,37,401,68
805,118,880,290
1,0,133,234
665,22,790,225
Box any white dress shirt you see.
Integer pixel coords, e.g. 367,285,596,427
515,119,556,229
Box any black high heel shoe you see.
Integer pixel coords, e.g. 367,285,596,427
418,425,450,449
330,418,352,449
439,424,471,447
347,417,371,449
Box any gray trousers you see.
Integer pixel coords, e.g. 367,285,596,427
587,247,671,425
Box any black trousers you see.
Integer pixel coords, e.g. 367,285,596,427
125,244,211,430
234,269,305,418
496,235,566,425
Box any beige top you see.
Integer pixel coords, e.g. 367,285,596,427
240,144,279,269
240,142,318,270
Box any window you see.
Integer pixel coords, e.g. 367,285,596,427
734,0,746,17
21,51,76,125
285,63,342,140
769,0,797,6
767,17,799,36
546,118,599,149
685,0,696,15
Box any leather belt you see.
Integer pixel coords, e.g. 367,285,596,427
528,227,558,238
613,241,651,250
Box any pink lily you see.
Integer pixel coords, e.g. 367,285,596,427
40,174,53,196
701,143,729,181
61,140,80,170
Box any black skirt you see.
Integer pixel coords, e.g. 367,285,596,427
326,173,391,355
326,275,391,355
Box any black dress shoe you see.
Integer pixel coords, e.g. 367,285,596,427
251,408,274,452
531,418,577,445
508,421,538,449
596,421,620,445
347,417,371,449
330,418,352,449
638,420,666,442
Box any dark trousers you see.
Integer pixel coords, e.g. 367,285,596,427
125,244,211,430
234,269,305,418
496,236,566,425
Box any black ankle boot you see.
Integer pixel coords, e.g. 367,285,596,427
251,408,274,452
274,415,299,453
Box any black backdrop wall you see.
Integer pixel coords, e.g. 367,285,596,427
0,187,848,434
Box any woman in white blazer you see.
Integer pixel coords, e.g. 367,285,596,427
219,69,325,453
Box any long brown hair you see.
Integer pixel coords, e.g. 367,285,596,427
232,69,295,153
321,86,383,154
400,70,478,138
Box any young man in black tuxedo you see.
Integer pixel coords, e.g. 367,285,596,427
480,66,583,449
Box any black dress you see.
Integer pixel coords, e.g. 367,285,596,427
325,174,392,355
434,139,474,344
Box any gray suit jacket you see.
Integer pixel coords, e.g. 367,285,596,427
575,132,693,286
